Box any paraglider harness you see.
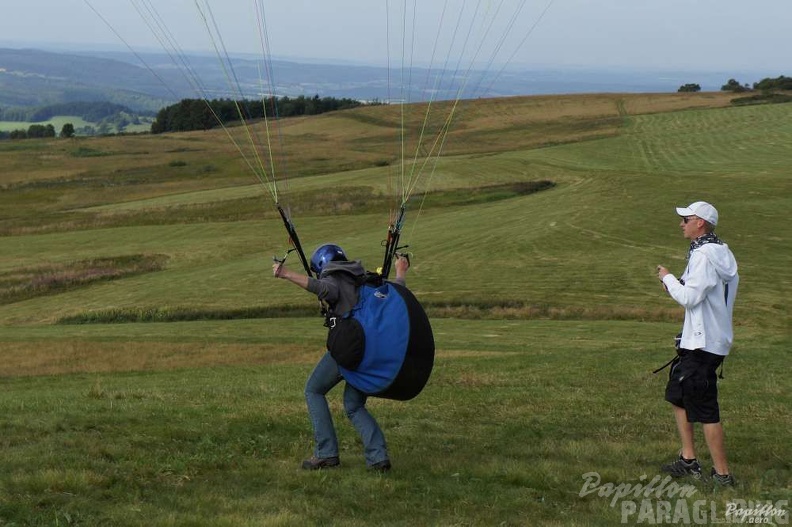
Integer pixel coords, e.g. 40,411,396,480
319,266,433,400
322,270,383,371
319,257,412,373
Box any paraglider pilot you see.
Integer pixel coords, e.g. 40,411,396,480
272,244,410,472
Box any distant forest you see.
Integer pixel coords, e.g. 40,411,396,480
0,101,152,139
0,101,146,123
151,95,377,134
0,96,373,139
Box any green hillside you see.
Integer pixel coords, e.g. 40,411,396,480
0,92,790,525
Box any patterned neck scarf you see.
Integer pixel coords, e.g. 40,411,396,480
688,232,722,258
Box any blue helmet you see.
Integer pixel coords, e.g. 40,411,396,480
310,244,348,275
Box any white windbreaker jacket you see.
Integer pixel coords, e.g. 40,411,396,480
662,243,739,356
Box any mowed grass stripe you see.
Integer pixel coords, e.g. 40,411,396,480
549,103,792,175
625,104,792,174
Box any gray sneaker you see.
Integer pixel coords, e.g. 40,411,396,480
661,455,702,479
711,468,735,486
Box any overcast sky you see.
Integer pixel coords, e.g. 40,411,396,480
1,0,789,74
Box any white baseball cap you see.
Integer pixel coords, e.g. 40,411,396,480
676,201,718,226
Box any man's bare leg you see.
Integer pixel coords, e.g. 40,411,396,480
703,422,729,475
673,405,696,460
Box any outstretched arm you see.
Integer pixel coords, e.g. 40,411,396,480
273,262,310,290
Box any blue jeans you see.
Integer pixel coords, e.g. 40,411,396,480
305,352,388,465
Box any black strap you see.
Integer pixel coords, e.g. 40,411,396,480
653,352,726,379
653,356,679,375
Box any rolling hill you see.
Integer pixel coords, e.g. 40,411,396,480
0,48,175,112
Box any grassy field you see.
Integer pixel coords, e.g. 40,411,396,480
1,91,790,525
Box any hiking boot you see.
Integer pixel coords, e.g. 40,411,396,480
661,455,702,479
711,468,735,487
368,459,392,473
301,456,340,470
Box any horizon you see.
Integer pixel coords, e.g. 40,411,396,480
0,40,786,78
1,1,790,74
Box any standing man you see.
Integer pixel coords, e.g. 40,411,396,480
656,201,739,486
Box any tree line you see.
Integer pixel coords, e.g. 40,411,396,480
0,101,149,140
0,123,75,140
1,94,374,140
151,95,376,134
720,75,792,93
0,120,136,140
678,75,792,93
0,101,140,123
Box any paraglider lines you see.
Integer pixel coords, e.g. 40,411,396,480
383,0,555,248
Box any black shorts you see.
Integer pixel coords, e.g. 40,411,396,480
665,349,724,424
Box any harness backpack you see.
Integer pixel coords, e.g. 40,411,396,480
326,273,434,401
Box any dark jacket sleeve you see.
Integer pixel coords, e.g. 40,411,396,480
306,276,340,305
